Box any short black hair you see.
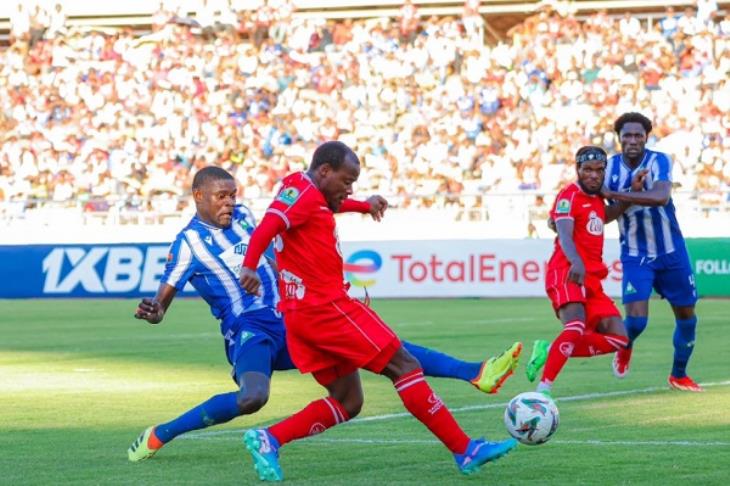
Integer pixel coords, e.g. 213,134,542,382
192,166,234,190
614,112,653,136
310,141,358,171
575,145,607,166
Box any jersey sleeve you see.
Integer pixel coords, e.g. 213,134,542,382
550,187,576,221
653,152,673,182
265,183,318,229
161,234,196,290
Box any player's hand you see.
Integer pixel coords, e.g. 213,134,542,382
366,195,388,222
239,267,262,295
547,217,557,233
568,259,585,286
134,298,164,324
631,169,649,192
600,185,612,199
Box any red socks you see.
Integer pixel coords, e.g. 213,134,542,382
394,369,470,454
269,397,349,446
268,370,473,456
541,320,585,384
572,333,629,357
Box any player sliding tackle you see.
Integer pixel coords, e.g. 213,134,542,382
525,146,645,397
239,141,518,481
127,166,521,463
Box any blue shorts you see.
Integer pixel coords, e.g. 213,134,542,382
224,307,296,384
621,249,698,307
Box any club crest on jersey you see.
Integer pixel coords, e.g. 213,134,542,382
556,199,571,214
611,174,618,183
277,187,300,205
586,211,604,235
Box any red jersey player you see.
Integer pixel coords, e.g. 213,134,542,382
525,146,645,396
238,141,517,481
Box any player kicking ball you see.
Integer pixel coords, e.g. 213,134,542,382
239,141,518,481
127,166,521,464
525,146,645,396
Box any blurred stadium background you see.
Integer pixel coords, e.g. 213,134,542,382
1,0,728,297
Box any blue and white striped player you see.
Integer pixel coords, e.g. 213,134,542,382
127,166,522,462
602,112,702,392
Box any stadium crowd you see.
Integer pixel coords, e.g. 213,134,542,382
0,1,729,220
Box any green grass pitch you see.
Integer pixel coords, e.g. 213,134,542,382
1,297,728,485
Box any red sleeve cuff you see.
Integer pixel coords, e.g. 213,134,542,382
339,198,370,214
242,212,286,270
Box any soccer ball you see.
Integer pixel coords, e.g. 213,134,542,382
504,392,559,445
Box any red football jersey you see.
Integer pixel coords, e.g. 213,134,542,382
265,172,349,310
548,182,607,277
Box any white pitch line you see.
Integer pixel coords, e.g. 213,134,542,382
302,438,730,448
188,435,730,448
184,380,730,440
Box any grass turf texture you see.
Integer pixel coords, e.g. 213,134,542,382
1,298,728,485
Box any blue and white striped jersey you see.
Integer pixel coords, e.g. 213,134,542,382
604,148,686,259
161,204,279,335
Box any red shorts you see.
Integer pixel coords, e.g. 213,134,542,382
545,265,620,328
282,296,401,386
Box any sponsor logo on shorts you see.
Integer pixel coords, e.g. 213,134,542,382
239,330,255,345
344,250,383,287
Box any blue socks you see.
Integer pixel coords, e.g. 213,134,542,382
155,392,241,443
672,317,697,378
403,341,481,382
624,316,649,346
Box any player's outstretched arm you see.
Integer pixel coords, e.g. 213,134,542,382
134,283,177,324
240,212,286,294
338,196,388,221
555,218,585,285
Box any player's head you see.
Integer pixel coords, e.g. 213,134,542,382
614,112,652,162
575,145,607,195
192,166,237,228
308,141,360,212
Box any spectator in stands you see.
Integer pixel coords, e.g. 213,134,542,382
462,0,484,45
399,0,420,45
0,3,728,225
